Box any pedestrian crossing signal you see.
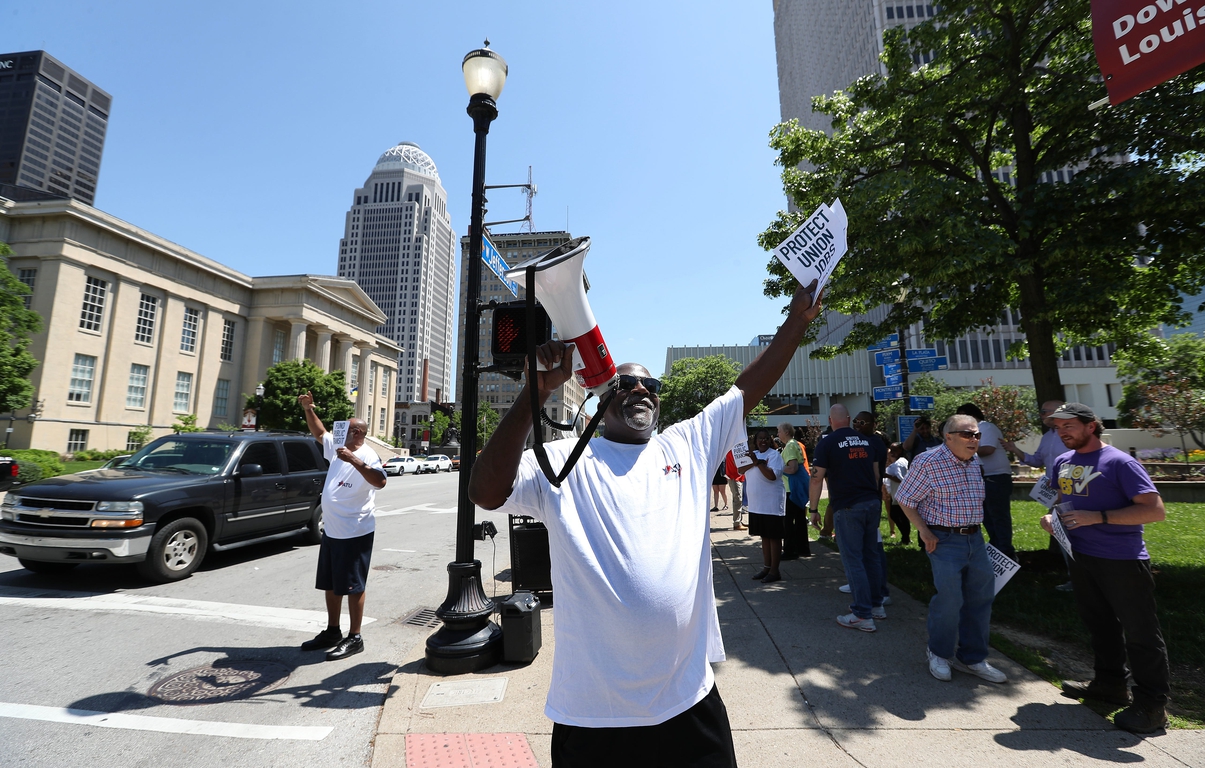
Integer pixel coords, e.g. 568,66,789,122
491,301,551,377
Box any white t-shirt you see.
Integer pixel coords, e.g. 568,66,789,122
977,421,1012,476
320,432,383,539
499,385,746,728
885,456,909,500
744,448,786,516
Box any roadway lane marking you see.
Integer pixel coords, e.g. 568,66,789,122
0,587,376,633
382,549,416,553
0,702,332,741
376,503,455,517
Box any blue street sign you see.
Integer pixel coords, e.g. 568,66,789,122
910,395,936,410
883,362,903,376
884,374,903,386
874,349,901,366
905,348,938,360
482,236,519,297
866,333,900,351
907,356,949,373
873,385,904,401
898,415,921,443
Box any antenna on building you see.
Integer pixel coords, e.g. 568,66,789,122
484,167,538,231
521,166,536,232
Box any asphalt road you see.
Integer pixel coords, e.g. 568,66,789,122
0,471,516,767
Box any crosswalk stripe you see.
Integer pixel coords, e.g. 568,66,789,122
0,702,332,740
0,587,375,633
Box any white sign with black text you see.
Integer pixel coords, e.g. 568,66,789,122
985,543,1021,595
1029,475,1059,509
771,198,849,298
732,441,754,471
1051,502,1076,560
332,420,349,449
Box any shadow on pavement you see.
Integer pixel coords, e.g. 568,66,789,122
994,702,1148,761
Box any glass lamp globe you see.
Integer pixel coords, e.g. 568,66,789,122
462,41,508,99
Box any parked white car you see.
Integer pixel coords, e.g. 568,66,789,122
418,454,453,473
383,456,420,476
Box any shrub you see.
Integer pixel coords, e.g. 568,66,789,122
0,449,65,479
14,461,42,485
72,449,129,461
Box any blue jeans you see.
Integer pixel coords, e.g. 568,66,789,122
926,528,995,664
833,499,883,619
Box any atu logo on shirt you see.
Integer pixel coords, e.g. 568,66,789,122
1058,463,1103,496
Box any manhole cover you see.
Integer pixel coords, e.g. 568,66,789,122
402,607,441,628
148,661,291,705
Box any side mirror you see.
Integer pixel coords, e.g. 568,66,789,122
238,463,264,478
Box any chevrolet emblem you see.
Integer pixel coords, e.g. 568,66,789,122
37,509,53,518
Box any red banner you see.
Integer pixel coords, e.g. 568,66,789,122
1092,0,1205,104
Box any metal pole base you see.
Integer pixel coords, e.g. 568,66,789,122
425,560,503,674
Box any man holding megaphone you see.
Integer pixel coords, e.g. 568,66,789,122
471,281,823,767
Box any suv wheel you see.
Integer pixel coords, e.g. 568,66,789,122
18,558,78,575
303,504,324,545
137,517,208,583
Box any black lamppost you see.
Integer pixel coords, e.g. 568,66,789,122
255,383,265,431
425,41,508,674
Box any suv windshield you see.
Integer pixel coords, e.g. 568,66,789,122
122,438,235,475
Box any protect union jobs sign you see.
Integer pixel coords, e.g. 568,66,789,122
771,199,849,298
1093,0,1205,104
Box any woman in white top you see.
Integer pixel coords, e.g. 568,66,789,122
883,441,911,545
745,428,786,583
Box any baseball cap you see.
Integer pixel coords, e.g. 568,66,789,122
1049,403,1096,420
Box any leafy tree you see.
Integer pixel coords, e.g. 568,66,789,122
430,410,450,446
172,414,201,433
249,359,354,432
759,0,1205,408
658,355,744,431
127,424,154,448
0,242,42,413
1128,379,1205,472
1113,333,1205,436
450,406,499,451
873,374,965,438
970,378,1038,442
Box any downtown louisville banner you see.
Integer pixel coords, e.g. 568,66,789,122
1092,0,1205,104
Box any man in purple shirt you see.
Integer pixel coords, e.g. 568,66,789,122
1042,403,1169,734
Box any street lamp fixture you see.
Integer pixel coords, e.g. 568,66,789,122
255,383,265,431
425,41,508,674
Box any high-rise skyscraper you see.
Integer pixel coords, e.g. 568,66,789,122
337,141,456,404
456,230,586,435
0,50,111,205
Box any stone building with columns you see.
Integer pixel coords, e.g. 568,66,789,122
0,188,400,455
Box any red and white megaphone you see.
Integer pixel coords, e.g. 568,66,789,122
507,236,618,396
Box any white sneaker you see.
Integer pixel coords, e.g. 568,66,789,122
838,584,852,593
928,649,952,681
881,596,893,606
837,613,876,632
950,658,1008,683
871,605,887,620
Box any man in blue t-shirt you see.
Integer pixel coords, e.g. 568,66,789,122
1042,403,1169,734
809,404,886,632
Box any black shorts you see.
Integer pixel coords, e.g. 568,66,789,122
551,683,736,768
315,531,374,595
748,512,785,539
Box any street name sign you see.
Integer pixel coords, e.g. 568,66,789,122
883,362,903,376
909,395,935,410
905,348,938,360
884,374,903,386
866,333,899,351
873,385,904,401
897,415,921,443
908,356,949,373
874,349,901,367
482,236,519,297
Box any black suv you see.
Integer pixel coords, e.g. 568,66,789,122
0,432,330,583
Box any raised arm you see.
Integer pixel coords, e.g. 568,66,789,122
469,341,576,510
735,281,823,418
298,391,326,441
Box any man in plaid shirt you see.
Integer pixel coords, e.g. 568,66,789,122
895,413,1007,684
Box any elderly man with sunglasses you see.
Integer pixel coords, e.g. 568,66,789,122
470,283,824,768
894,413,1008,684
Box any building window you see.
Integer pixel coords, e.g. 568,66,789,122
68,354,96,403
369,365,376,394
381,370,390,398
79,276,107,331
67,429,89,453
379,407,387,432
126,431,144,452
272,329,286,364
220,319,236,361
181,307,200,353
135,293,158,343
213,378,230,417
127,363,149,408
17,268,36,309
351,358,359,386
174,372,193,413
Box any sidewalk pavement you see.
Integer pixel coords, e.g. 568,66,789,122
372,511,1205,767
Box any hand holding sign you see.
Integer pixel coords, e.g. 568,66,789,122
332,420,350,448
732,441,754,470
1048,502,1076,560
772,198,849,300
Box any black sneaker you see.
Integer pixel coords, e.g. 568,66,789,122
326,633,364,661
1114,703,1169,734
1061,679,1132,706
301,626,342,651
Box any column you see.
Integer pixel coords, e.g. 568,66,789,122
242,317,267,406
316,329,333,372
354,342,374,420
338,337,355,388
289,320,307,361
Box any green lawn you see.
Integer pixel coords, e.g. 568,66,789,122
852,499,1205,727
62,460,105,474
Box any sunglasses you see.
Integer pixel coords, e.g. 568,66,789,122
853,418,872,426
949,430,982,440
616,374,662,395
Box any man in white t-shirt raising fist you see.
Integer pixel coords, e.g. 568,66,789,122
298,391,386,661
470,282,823,768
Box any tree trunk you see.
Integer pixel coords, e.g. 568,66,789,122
1016,271,1065,407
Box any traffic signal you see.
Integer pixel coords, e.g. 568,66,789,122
491,300,551,377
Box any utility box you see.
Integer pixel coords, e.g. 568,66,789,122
509,515,553,594
500,591,542,663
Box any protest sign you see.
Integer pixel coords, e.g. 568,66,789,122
732,440,754,470
1029,476,1059,509
985,543,1021,595
1092,0,1205,104
771,198,849,298
1051,502,1076,559
332,420,350,448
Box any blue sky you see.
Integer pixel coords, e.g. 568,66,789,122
8,1,794,394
